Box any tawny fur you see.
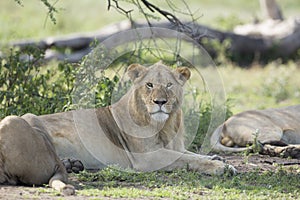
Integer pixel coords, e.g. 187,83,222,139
0,114,74,195
211,105,300,154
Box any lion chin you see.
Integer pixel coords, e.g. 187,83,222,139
150,112,169,122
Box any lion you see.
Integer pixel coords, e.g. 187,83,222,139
211,105,300,158
0,62,235,189
0,114,75,195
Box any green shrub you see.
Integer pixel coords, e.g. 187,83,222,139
187,99,233,152
0,47,118,118
0,47,74,118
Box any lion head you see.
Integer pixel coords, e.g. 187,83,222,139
125,62,191,126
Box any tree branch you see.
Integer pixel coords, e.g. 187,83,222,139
140,0,183,26
107,0,133,16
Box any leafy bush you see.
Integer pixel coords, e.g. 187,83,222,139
187,100,233,152
0,47,73,118
0,47,118,118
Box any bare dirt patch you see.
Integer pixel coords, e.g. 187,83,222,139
221,154,300,173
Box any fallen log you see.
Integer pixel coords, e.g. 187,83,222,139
7,18,300,63
234,17,300,57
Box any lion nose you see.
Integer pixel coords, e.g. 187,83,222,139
153,99,167,106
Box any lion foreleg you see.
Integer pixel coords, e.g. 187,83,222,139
164,152,234,175
131,149,236,175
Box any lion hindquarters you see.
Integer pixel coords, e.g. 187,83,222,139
0,115,73,194
210,109,299,153
210,124,249,153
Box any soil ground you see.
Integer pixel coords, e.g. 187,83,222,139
0,154,299,200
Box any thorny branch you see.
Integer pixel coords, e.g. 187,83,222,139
107,0,133,17
140,0,183,27
106,0,209,41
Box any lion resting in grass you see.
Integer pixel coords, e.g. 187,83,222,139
0,62,235,190
42,62,235,174
0,114,75,195
211,105,300,158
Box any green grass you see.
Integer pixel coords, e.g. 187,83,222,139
219,62,300,114
0,0,123,42
35,167,299,199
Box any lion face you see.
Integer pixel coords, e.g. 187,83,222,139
127,62,190,123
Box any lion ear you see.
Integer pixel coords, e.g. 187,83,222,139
127,64,147,81
175,67,191,84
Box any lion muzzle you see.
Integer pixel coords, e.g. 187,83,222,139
153,98,167,106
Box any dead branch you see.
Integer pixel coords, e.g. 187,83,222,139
140,0,183,27
6,18,300,64
260,0,283,20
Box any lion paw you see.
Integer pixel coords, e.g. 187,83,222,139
225,164,237,176
62,158,84,173
61,184,75,196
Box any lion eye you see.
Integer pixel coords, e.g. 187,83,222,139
146,82,153,89
166,82,173,88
